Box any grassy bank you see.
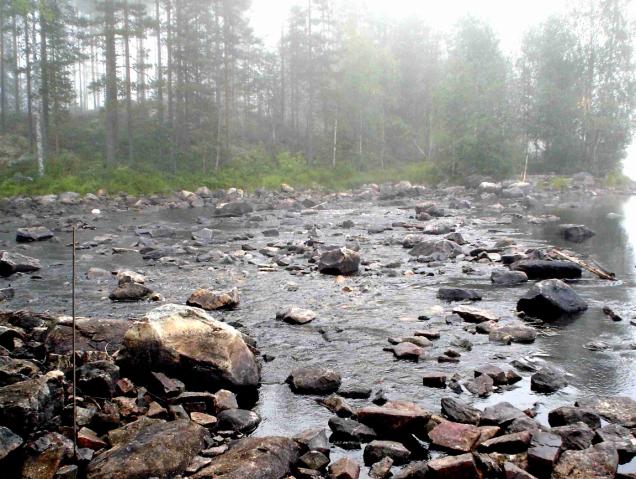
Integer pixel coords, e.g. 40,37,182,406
0,151,442,197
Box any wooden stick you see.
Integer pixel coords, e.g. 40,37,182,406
549,248,615,280
72,226,77,459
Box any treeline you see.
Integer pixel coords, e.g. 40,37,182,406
0,0,634,181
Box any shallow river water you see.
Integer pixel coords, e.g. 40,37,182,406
1,190,635,475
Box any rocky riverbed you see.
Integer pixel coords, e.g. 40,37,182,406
1,174,636,479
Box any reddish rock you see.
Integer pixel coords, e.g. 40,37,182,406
479,431,532,454
428,421,482,452
427,453,481,478
329,457,360,479
77,427,107,450
356,401,431,437
190,412,218,428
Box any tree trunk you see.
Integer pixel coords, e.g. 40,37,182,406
331,112,338,168
306,0,314,165
104,0,118,166
12,13,19,115
39,0,49,156
155,0,163,124
166,0,175,169
0,4,6,131
123,0,133,163
222,0,232,159
24,15,33,146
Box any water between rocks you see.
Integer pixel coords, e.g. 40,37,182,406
1,191,636,475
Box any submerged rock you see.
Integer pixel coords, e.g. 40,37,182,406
517,279,588,319
559,224,596,243
491,269,528,285
437,288,482,302
118,304,260,393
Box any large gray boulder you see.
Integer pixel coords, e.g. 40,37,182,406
511,260,582,280
517,279,587,320
214,201,254,217
118,304,260,393
16,226,54,243
87,419,206,479
409,239,462,259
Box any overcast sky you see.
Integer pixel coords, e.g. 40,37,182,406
249,0,580,54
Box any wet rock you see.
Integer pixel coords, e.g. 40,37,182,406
318,248,360,275
363,440,411,466
318,394,354,417
489,322,538,343
530,367,568,393
437,288,482,302
428,420,482,452
186,287,240,310
294,428,331,456
369,456,393,479
214,201,254,217
108,282,154,302
329,457,360,479
595,424,636,460
409,239,462,259
551,422,595,451
527,431,562,478
276,306,316,325
503,462,538,479
464,374,494,397
552,442,619,479
474,365,508,385
299,450,330,471
356,401,431,437
491,269,529,285
118,304,260,393
453,305,498,323
21,432,74,479
390,342,424,361
0,371,63,436
511,260,582,280
576,396,636,428
193,436,300,479
329,416,377,443
517,279,588,320
392,461,428,479
440,397,481,425
426,453,480,478
149,371,185,397
211,389,239,413
217,408,261,434
422,372,447,388
0,426,23,461
116,270,145,285
77,427,107,450
87,419,206,479
0,251,41,277
548,406,601,429
190,411,218,429
480,402,525,428
287,367,341,395
559,224,596,243
16,226,54,242
479,430,532,454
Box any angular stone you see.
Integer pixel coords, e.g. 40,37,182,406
594,424,636,460
109,283,154,302
190,412,218,428
464,374,494,397
552,443,619,479
294,428,331,456
192,436,300,479
328,417,377,443
87,419,206,479
504,462,538,479
186,287,240,310
440,397,481,425
216,409,260,434
391,342,424,361
422,372,447,388
299,450,330,471
0,251,41,277
437,288,482,302
517,279,587,320
287,367,341,395
356,401,431,437
491,269,528,285
276,307,316,325
559,224,596,243
551,422,595,451
328,457,360,479
453,306,499,323
478,431,532,454
512,260,582,280
475,365,507,385
0,426,23,461
548,406,601,429
531,367,568,393
527,431,562,478
118,304,260,393
77,427,107,450
370,457,393,479
16,226,54,242
575,396,636,428
480,402,526,427
363,440,411,466
318,248,360,275
489,322,538,343
428,421,482,452
427,453,480,478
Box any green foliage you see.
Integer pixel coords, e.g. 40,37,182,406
547,176,571,191
0,148,441,198
603,170,632,189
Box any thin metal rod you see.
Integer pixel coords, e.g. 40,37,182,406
72,226,77,459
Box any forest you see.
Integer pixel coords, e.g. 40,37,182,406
0,0,634,194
